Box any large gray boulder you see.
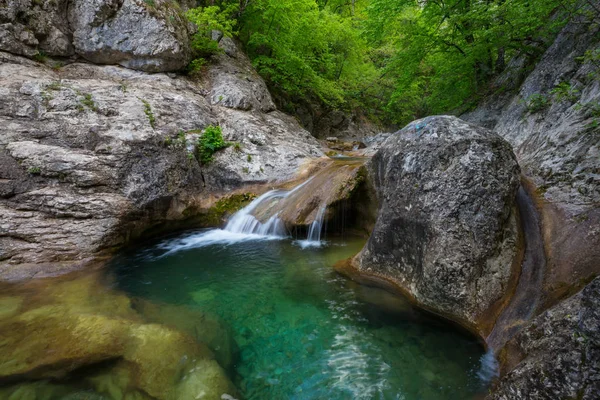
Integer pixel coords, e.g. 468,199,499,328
68,0,191,72
351,116,520,332
0,0,191,72
488,276,600,400
0,47,322,280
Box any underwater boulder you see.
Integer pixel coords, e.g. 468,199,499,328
0,306,130,379
132,299,239,371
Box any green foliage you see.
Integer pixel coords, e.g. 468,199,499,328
143,0,155,7
363,0,578,125
186,4,238,58
186,58,207,76
183,0,585,125
525,94,551,114
79,93,98,112
197,125,229,164
576,101,600,129
246,154,252,162
32,51,47,63
238,0,376,109
27,166,41,175
550,82,580,103
141,99,156,128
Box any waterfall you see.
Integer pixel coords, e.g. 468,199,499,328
223,176,316,237
297,206,326,248
224,190,288,237
155,177,329,254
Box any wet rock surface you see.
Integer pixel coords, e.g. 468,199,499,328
354,116,520,332
0,41,321,280
488,276,600,400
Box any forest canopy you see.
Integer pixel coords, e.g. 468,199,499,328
188,0,590,127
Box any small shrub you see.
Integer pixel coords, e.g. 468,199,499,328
232,142,242,152
242,167,249,173
247,154,252,162
80,93,97,112
47,82,62,91
27,166,41,175
143,0,155,7
550,82,579,103
525,94,550,114
197,125,228,164
186,58,207,76
140,99,156,129
32,51,47,63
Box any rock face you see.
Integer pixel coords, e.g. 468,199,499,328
488,276,600,400
351,116,520,332
462,16,600,307
0,0,190,72
68,0,191,72
0,36,322,280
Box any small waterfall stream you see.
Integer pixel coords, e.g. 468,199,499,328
224,190,288,237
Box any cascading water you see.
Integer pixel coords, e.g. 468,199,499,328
297,206,327,248
224,190,288,237
157,177,327,254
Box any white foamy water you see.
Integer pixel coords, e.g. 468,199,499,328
477,349,499,383
154,176,332,255
156,229,283,256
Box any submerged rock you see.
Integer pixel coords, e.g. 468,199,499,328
488,276,600,400
0,272,238,399
132,299,239,371
350,116,520,333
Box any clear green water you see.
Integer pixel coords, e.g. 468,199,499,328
112,229,487,400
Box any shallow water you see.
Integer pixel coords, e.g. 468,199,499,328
111,229,488,400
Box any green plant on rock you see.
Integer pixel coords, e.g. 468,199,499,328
197,125,229,164
186,58,208,76
246,154,252,162
27,166,41,175
140,99,156,129
186,3,238,60
79,92,98,112
32,51,47,63
525,94,551,114
550,82,580,103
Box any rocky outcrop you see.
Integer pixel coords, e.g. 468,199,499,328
0,36,322,280
462,15,600,308
0,0,191,72
68,0,191,72
488,276,600,400
343,116,520,333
